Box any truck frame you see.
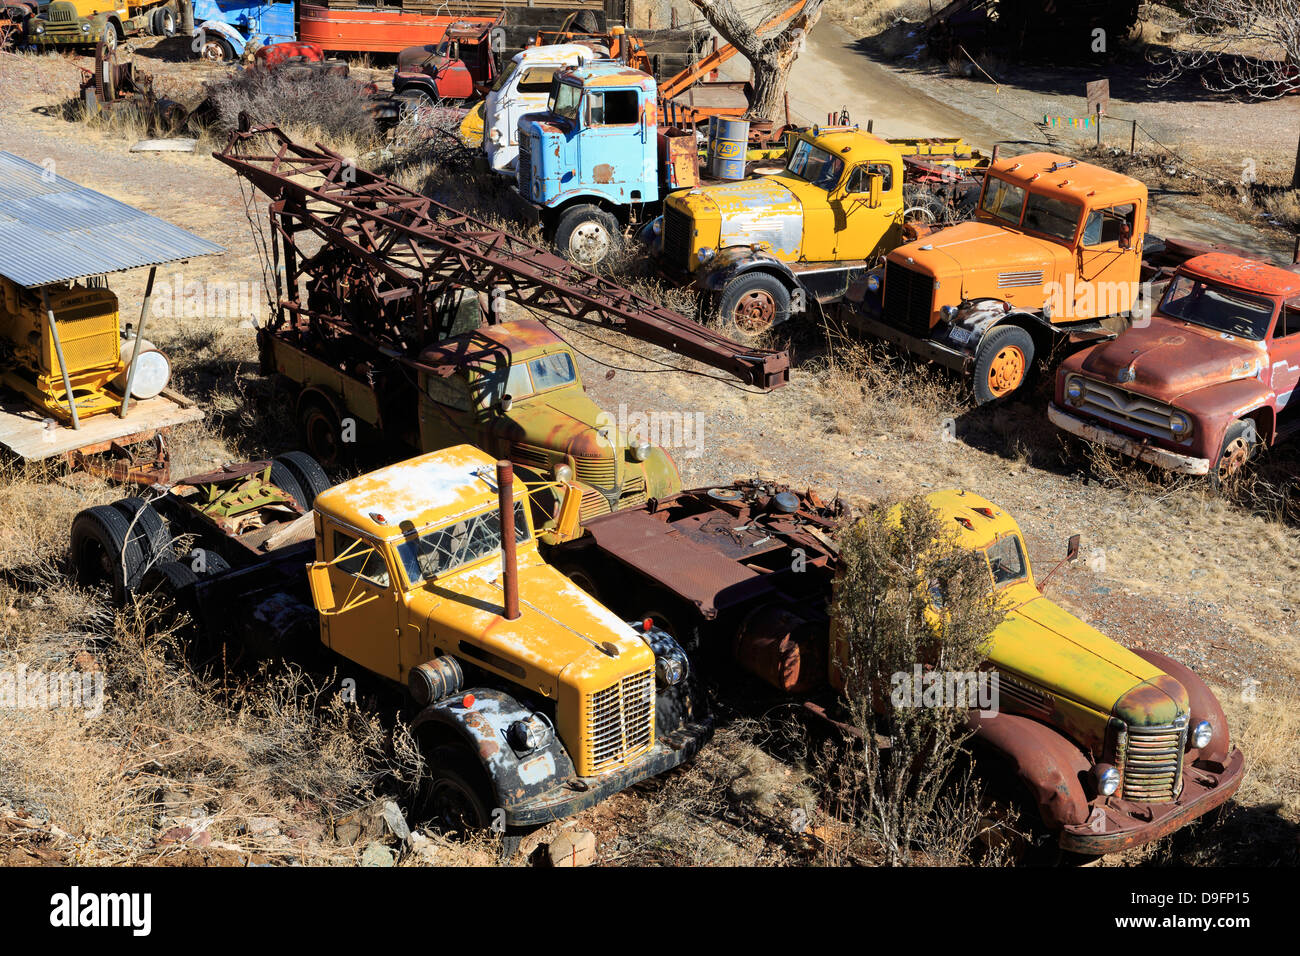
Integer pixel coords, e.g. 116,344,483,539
72,446,711,839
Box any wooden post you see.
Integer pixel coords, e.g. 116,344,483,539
1293,132,1300,190
1130,119,1137,155
1095,104,1101,148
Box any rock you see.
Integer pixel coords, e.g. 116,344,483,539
547,829,597,867
360,841,395,867
334,799,410,847
247,816,279,836
158,826,192,845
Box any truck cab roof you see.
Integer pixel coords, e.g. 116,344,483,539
985,152,1144,209
797,126,898,164
1178,252,1300,300
313,445,508,540
416,319,569,376
556,61,655,90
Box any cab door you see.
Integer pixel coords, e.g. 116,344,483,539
1077,202,1141,319
418,369,480,453
581,87,654,202
320,529,400,680
1270,300,1300,430
830,160,901,260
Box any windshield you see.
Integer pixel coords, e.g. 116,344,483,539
472,351,577,409
1159,274,1276,340
395,500,531,587
491,56,520,92
1022,193,1081,243
984,535,1028,588
981,176,1027,225
518,67,560,93
550,80,582,121
786,140,844,190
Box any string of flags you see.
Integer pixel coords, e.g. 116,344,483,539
1043,114,1096,129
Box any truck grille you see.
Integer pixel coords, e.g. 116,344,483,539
47,5,75,22
883,260,935,337
573,454,615,488
1120,720,1187,803
663,206,692,273
583,669,655,775
516,130,531,196
616,473,647,511
1070,377,1178,441
998,270,1044,288
509,443,552,471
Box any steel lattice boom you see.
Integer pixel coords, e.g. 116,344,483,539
214,124,789,389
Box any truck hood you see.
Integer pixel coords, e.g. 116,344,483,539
675,175,804,258
892,220,1063,299
494,388,620,460
417,556,654,692
994,591,1188,726
1076,316,1266,400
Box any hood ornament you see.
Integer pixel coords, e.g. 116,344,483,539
1117,365,1136,383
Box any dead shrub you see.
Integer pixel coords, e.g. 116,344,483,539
205,69,377,149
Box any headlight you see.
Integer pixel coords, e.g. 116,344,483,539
81,22,91,33
507,714,552,752
1192,720,1213,749
651,216,662,236
34,23,44,34
630,439,650,462
1095,763,1120,797
697,247,715,263
655,656,685,686
1065,375,1086,406
940,304,958,321
1169,411,1192,439
554,462,573,483
866,274,881,293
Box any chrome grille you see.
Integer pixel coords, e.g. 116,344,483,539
1070,377,1179,440
882,260,934,337
574,454,615,488
509,442,551,471
1120,720,1187,803
585,669,654,774
48,5,76,22
516,130,532,195
578,487,611,522
615,473,647,512
663,206,692,273
998,270,1044,288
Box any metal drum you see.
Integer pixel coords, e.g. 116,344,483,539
709,116,749,180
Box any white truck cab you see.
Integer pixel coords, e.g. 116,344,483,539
483,43,591,175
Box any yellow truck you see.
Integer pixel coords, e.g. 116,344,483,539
72,444,710,842
26,0,178,52
553,482,1245,856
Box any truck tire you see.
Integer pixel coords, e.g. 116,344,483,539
273,452,331,508
420,746,493,836
139,559,199,625
268,460,310,511
150,5,176,37
298,397,349,467
71,505,144,604
717,272,792,338
1210,419,1257,490
199,34,235,62
394,86,437,118
973,325,1034,404
111,497,171,568
554,204,622,269
102,21,119,54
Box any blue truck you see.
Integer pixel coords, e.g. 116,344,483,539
516,61,693,268
190,0,294,61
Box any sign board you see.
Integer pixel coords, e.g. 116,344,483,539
1086,78,1110,116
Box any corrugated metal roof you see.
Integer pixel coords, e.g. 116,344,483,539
0,152,224,288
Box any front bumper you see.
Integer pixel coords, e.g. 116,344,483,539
1048,404,1210,475
503,718,712,827
1059,748,1245,854
34,28,97,46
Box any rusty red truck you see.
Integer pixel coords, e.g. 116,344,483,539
1050,252,1300,484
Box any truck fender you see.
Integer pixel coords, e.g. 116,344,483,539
294,384,343,424
966,710,1092,829
393,73,439,98
411,688,576,812
1129,649,1232,766
698,247,799,294
195,19,248,52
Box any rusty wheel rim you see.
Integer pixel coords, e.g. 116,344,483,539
1216,436,1249,481
733,290,777,335
568,221,611,266
200,39,225,62
987,345,1025,397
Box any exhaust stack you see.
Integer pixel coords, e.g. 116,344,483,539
497,460,520,621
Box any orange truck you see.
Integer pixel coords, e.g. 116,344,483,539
838,151,1199,403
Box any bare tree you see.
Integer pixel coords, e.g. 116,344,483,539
1151,0,1300,100
687,0,825,122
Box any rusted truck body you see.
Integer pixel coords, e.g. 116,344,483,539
552,481,1244,855
1050,253,1300,482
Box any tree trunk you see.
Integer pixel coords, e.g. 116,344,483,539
746,46,798,122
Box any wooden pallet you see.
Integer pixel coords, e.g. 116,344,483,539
0,389,202,463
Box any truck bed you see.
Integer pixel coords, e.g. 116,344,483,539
0,388,201,462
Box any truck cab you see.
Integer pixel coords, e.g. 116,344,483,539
654,125,906,336
1049,252,1300,484
516,62,660,266
482,42,592,175
27,0,175,51
307,445,709,830
834,490,1244,855
392,17,506,109
190,0,295,62
877,152,1149,402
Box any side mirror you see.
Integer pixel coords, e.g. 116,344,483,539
868,174,882,209
1118,223,1132,250
552,481,583,542
307,562,336,613
1066,534,1081,561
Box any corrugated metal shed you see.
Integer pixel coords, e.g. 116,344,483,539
0,151,224,288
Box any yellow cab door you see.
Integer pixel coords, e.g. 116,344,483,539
320,527,401,681
831,160,901,260
1076,201,1141,320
